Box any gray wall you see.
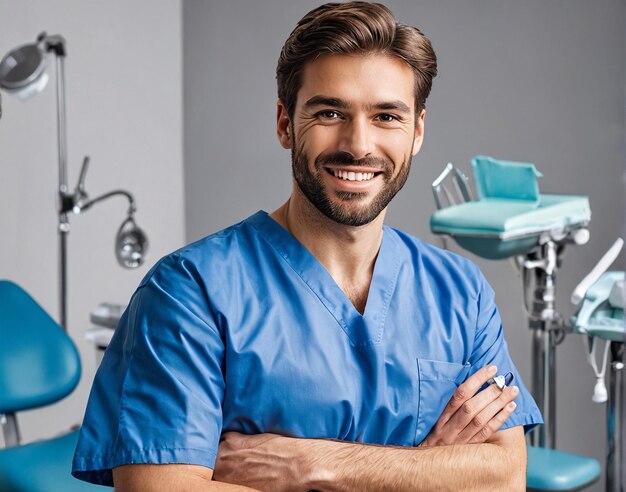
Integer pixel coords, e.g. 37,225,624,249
0,0,184,444
184,1,625,490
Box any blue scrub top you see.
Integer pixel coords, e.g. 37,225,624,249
73,211,542,486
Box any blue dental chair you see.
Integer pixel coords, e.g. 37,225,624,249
0,280,102,491
430,157,602,491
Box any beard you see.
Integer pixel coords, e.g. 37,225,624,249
291,139,412,227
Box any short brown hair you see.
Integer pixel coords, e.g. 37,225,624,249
276,2,437,119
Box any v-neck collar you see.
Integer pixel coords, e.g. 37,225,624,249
247,210,402,347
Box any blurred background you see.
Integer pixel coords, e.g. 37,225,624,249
0,1,624,490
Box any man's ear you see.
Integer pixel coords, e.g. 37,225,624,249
411,110,426,156
276,100,292,149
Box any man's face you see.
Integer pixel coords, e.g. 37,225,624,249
278,53,424,226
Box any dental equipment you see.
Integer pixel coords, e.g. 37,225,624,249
572,240,624,492
0,33,149,330
431,156,590,447
86,302,126,365
430,156,601,491
572,238,624,306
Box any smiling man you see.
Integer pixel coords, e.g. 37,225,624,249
73,3,541,491
287,55,417,229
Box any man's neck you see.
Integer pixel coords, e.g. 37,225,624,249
270,186,385,314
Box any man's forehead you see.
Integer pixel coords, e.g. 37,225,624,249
296,53,415,110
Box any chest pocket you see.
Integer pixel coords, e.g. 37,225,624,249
415,358,471,445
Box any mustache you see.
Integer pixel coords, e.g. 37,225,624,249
315,151,392,172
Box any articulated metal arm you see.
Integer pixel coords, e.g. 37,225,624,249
59,155,137,217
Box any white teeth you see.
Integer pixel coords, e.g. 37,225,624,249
331,169,375,181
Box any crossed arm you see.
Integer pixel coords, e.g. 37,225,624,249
113,366,526,491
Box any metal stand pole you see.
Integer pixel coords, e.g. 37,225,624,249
530,329,557,448
54,45,69,331
59,216,69,330
524,241,560,449
607,341,624,492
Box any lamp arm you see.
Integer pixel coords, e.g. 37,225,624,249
80,189,137,216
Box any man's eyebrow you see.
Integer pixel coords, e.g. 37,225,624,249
303,96,411,115
368,100,411,114
304,96,349,109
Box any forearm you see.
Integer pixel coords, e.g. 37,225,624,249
116,477,257,492
303,439,525,492
215,427,527,491
113,464,261,492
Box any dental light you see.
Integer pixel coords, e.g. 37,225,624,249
0,32,149,330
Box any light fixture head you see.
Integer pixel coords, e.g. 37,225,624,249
0,37,49,100
115,216,149,269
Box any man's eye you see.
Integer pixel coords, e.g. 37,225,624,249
318,110,342,120
376,114,397,122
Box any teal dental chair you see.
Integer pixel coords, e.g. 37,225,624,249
0,280,102,491
572,266,624,492
430,157,601,491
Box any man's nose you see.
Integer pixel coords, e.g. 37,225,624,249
339,117,374,160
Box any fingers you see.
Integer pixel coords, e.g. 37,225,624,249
423,366,521,448
468,401,518,444
444,383,518,443
456,385,519,443
436,365,497,427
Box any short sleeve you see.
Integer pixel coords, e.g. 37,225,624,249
468,270,543,434
72,253,225,486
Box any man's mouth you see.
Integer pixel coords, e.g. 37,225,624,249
327,168,382,181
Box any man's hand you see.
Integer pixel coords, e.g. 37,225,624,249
420,365,519,447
